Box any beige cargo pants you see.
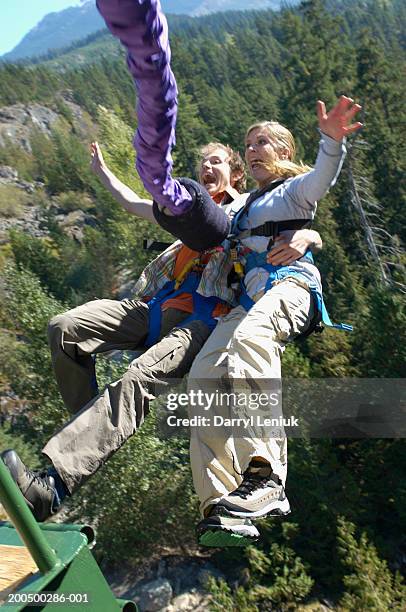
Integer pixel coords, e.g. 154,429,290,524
187,279,314,516
42,298,211,493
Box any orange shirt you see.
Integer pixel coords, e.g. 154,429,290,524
161,245,230,318
161,245,198,313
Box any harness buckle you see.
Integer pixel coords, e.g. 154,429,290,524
233,262,244,278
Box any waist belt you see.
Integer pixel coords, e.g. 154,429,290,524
244,249,314,273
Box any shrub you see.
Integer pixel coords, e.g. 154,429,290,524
0,185,30,218
337,518,406,611
53,190,94,213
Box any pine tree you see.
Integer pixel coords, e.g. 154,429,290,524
354,29,406,242
278,0,356,154
337,518,406,610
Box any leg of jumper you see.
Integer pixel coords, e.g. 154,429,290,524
188,279,313,516
96,0,230,251
43,319,211,494
48,298,150,415
227,279,314,486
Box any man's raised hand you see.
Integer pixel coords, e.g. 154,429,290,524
90,141,106,175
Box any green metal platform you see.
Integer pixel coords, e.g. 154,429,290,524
0,457,137,611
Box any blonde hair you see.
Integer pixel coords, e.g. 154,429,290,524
197,142,247,194
246,121,312,180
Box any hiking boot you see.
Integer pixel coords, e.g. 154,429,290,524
219,459,291,519
1,450,57,522
197,505,260,547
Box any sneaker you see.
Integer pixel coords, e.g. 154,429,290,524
197,505,260,547
219,460,291,519
1,450,57,522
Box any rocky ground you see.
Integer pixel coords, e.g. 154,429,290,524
0,104,59,152
106,554,223,611
0,165,47,242
0,98,96,246
0,97,91,152
0,162,96,246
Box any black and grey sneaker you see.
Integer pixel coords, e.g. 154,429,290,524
1,450,57,522
219,459,291,519
197,505,260,547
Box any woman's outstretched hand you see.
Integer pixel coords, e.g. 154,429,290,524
90,141,106,174
317,96,363,142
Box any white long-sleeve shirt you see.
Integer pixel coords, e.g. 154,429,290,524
230,132,346,298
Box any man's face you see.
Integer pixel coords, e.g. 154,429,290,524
199,147,232,197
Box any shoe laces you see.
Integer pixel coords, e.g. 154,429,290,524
27,467,55,493
230,465,278,499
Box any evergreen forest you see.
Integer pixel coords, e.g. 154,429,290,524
0,0,405,609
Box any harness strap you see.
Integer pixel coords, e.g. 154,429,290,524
177,292,223,332
143,239,173,251
238,251,314,311
231,178,286,234
234,218,312,242
310,290,353,332
144,279,178,347
174,257,201,289
145,272,226,347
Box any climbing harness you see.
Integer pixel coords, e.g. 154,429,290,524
226,180,353,335
144,248,227,347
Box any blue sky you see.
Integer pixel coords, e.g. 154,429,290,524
0,0,83,56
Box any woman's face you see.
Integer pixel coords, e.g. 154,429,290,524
245,127,283,187
199,147,232,196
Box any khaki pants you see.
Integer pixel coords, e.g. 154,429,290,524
43,299,211,493
187,279,313,516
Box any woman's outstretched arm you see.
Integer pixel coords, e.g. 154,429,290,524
91,142,156,223
290,96,362,208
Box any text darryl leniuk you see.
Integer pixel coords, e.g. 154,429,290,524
166,414,300,428
165,390,300,428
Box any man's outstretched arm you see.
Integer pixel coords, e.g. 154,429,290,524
91,141,156,223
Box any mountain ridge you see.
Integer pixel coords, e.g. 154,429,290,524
2,0,289,62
